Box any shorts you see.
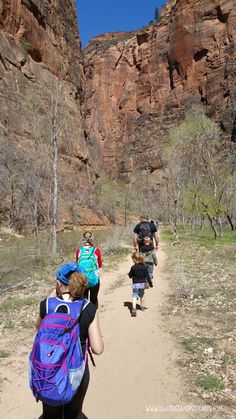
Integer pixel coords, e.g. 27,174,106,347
132,288,145,299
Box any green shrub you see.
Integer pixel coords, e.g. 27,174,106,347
183,336,197,351
0,349,10,358
196,374,224,391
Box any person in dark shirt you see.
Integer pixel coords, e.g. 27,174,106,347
133,214,159,251
128,252,153,317
34,263,104,419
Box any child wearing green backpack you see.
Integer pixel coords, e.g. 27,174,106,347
76,231,102,308
140,236,158,282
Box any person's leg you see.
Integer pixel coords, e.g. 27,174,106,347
83,287,89,300
64,364,90,419
139,289,145,311
89,281,100,308
131,289,138,316
147,264,154,281
42,403,63,419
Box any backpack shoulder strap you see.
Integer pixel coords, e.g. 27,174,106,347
61,299,89,335
46,297,67,314
88,247,95,258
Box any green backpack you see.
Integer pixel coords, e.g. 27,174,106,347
78,247,99,287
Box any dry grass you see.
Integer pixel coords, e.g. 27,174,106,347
162,227,236,417
0,228,132,379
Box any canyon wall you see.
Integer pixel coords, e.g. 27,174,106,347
1,0,235,228
84,0,236,178
0,0,103,228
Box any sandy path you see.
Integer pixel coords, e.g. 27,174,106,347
0,244,193,418
85,245,192,419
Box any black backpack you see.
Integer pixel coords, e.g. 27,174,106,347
138,221,153,243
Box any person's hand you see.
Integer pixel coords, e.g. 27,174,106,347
155,245,159,250
155,263,157,266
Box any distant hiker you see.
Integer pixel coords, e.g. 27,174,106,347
30,263,104,419
128,252,153,317
140,236,158,282
76,231,102,308
133,215,159,251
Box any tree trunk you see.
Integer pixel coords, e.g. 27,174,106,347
51,115,58,256
173,198,178,232
226,213,234,231
206,213,218,239
124,195,127,227
34,198,39,240
9,180,16,227
216,216,224,237
200,216,204,230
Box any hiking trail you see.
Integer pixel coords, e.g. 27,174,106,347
1,243,196,419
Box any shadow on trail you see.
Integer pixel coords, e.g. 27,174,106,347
124,301,143,313
38,411,88,418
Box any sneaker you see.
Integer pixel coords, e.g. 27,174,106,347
131,309,137,317
140,305,145,311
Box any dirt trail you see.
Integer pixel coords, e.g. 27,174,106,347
84,245,193,419
0,244,194,419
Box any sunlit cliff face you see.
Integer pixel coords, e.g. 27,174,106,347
0,0,105,227
83,0,236,177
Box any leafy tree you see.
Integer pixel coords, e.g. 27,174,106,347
162,106,233,237
154,6,159,22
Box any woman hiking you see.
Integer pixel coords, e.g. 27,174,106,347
34,263,104,419
128,252,153,317
76,231,102,308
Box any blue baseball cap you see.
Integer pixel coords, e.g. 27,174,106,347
56,263,85,286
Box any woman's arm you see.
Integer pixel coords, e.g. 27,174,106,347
35,299,47,329
35,316,42,330
95,247,102,268
88,311,104,355
75,248,80,263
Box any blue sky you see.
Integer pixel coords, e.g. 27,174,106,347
76,0,168,47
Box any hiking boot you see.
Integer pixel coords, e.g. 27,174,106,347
131,309,137,317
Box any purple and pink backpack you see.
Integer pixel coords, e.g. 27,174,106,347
29,297,89,406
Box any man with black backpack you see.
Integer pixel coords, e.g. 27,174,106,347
133,215,159,251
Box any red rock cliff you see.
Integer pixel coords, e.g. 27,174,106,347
84,0,236,177
0,0,103,228
0,0,83,81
